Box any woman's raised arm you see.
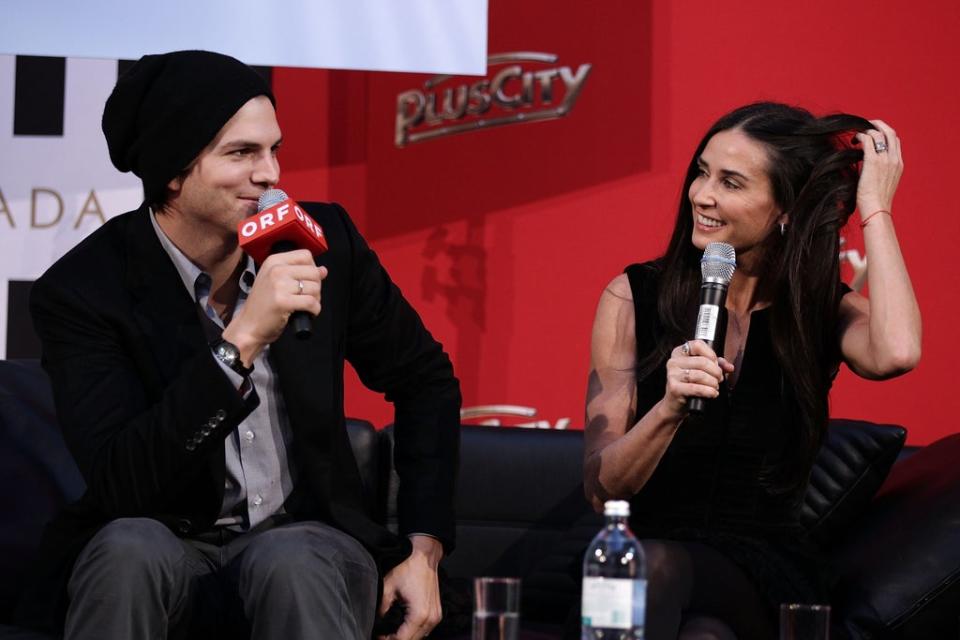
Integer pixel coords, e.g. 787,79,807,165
839,120,921,379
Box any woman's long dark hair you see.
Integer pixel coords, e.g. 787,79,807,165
642,102,870,493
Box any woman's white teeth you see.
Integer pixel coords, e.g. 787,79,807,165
698,214,724,228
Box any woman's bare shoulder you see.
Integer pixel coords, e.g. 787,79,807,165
602,272,634,303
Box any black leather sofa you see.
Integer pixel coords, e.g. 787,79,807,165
3,359,959,639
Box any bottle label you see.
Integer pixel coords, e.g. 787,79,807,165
581,577,646,629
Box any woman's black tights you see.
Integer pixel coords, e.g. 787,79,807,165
643,539,777,640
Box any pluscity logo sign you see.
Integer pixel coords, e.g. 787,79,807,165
395,52,592,147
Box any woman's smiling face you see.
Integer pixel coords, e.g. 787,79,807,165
688,128,785,266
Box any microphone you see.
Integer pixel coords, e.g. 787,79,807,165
688,242,736,414
237,189,329,339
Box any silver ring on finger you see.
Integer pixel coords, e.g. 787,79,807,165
297,279,304,295
682,368,690,383
681,341,690,356
874,140,888,153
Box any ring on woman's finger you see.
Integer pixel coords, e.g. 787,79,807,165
874,140,888,153
682,368,691,383
681,341,691,356
297,279,304,295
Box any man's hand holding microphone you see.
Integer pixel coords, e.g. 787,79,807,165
222,189,329,368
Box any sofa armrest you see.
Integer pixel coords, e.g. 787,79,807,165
830,434,960,639
0,360,84,623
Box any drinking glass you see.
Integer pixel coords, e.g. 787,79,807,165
473,576,521,640
780,603,830,640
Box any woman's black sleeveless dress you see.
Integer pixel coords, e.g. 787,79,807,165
623,261,836,608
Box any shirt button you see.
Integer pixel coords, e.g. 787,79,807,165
244,430,255,442
216,409,227,420
252,494,263,506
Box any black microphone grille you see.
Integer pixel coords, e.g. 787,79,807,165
257,189,289,212
700,242,737,284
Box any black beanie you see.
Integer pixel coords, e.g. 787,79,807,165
102,50,275,201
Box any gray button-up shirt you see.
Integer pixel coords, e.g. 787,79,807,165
150,211,296,530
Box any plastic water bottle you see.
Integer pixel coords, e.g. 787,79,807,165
581,500,646,639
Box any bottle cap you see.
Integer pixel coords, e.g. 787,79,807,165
603,500,630,516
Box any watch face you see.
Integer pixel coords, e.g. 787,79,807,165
216,341,239,365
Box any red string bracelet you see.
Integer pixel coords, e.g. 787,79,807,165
860,209,891,228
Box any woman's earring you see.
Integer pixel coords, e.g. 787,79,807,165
779,222,786,236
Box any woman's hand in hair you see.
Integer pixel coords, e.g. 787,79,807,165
853,119,903,217
662,340,734,419
840,119,920,379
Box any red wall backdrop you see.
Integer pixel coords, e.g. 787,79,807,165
270,0,957,444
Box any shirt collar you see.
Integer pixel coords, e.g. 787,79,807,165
148,208,256,302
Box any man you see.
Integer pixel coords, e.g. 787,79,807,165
17,50,460,640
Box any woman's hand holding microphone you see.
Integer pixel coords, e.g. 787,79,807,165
661,339,734,420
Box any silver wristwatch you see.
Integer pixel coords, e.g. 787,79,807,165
212,338,254,377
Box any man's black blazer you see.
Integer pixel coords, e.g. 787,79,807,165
18,202,461,631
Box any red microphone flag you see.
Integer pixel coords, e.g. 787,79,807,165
237,198,329,264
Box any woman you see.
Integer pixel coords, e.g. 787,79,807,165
583,102,920,640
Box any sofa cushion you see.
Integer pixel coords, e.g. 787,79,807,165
831,434,960,639
383,424,601,630
388,425,595,580
799,419,906,547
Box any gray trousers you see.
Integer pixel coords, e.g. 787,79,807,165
64,517,379,640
